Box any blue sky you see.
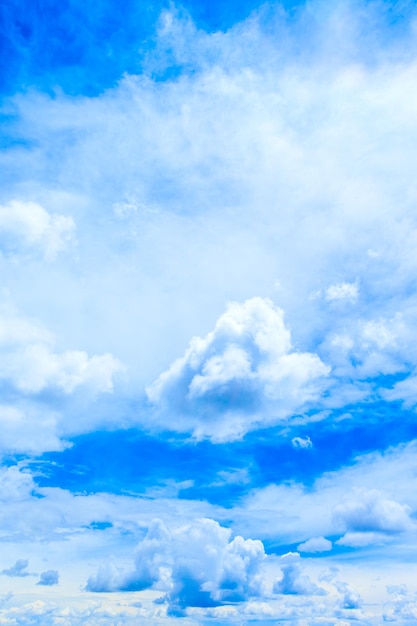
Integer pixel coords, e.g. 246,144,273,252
1,0,417,623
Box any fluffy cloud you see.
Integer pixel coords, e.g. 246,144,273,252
273,553,325,596
87,518,266,611
297,536,332,553
147,298,329,441
0,304,122,395
0,303,124,454
0,200,75,260
333,488,413,537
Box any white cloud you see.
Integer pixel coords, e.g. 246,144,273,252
234,440,417,546
297,536,332,553
335,531,389,547
335,581,362,609
0,304,123,395
87,517,266,610
383,373,417,407
325,280,359,303
147,297,329,441
0,200,75,260
292,436,313,449
333,488,413,535
273,552,326,596
3,1,417,398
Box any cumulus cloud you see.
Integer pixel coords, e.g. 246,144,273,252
333,488,413,537
0,200,75,259
87,518,266,611
147,298,329,441
0,305,123,395
297,536,332,553
37,570,59,586
273,552,325,596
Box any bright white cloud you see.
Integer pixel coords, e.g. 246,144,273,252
292,435,313,449
0,305,122,395
333,488,413,535
0,200,75,260
147,297,329,441
297,536,332,553
87,517,266,611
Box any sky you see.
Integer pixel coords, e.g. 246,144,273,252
1,0,417,623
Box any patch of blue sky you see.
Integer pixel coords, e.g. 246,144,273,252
27,395,417,507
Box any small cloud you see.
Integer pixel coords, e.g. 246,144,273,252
2,559,29,577
273,552,326,596
335,581,362,609
335,531,389,547
291,436,313,449
37,570,59,586
297,536,332,553
0,200,75,260
325,280,359,303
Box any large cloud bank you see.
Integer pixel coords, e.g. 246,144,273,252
147,297,329,440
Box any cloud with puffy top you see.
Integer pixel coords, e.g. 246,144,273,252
273,553,326,596
0,303,122,395
333,488,413,547
146,298,329,441
87,517,266,612
297,536,332,553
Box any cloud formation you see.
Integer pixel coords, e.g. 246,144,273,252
87,517,265,611
147,297,329,440
273,553,325,596
2,559,29,577
0,200,75,260
333,488,413,537
0,305,122,395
